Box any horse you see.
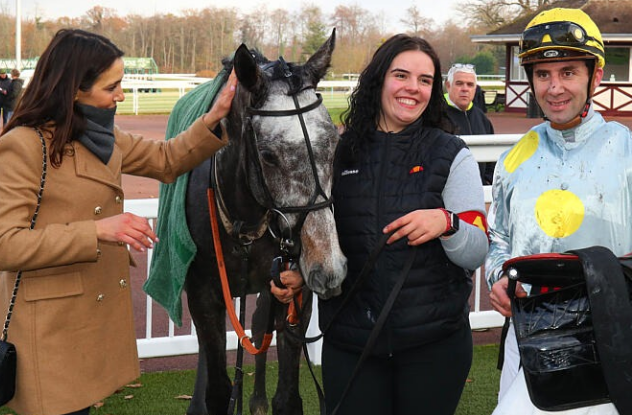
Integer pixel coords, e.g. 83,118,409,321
182,30,346,415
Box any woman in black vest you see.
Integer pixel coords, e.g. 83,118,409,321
271,34,488,415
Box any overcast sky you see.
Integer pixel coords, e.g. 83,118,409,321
12,0,461,31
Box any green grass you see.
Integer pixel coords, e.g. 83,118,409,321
116,89,350,117
0,344,500,415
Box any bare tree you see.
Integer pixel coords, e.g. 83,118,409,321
330,4,381,75
457,0,551,28
269,8,293,57
399,5,435,37
299,5,328,59
82,6,117,33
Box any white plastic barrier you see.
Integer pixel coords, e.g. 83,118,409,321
127,133,521,363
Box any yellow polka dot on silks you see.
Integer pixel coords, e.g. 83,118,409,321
504,130,539,173
535,190,585,238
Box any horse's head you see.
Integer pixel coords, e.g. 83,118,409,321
221,29,346,299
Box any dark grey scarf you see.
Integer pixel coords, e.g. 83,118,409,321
76,103,116,164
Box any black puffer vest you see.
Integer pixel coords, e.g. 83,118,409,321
319,122,472,356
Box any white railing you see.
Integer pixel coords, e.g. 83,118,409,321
127,133,521,363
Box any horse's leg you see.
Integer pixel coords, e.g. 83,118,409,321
272,289,313,415
185,160,232,415
249,292,272,415
188,343,209,415
185,263,231,415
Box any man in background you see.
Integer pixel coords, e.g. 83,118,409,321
444,63,495,185
6,69,23,122
0,68,11,126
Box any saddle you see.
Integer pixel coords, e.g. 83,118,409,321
503,246,632,412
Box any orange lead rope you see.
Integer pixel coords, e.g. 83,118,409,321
287,291,303,326
207,188,273,355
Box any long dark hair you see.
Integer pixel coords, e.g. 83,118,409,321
3,29,124,167
341,34,453,152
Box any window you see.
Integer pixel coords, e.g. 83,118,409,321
603,47,630,83
510,46,528,82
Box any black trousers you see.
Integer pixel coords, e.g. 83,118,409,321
322,323,472,415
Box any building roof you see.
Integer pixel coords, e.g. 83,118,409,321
471,0,632,44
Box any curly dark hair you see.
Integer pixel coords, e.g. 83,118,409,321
341,34,453,152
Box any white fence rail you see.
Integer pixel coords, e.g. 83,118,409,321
127,133,520,363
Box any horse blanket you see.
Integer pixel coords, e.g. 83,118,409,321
143,69,228,326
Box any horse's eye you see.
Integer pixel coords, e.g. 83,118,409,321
259,149,280,167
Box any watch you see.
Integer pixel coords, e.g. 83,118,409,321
441,209,460,236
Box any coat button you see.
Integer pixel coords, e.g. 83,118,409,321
96,294,105,302
94,206,103,215
115,196,122,204
119,279,128,288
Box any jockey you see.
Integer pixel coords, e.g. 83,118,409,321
486,7,632,415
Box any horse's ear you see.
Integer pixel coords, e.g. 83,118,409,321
304,28,336,84
233,43,262,92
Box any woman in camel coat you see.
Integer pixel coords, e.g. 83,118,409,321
0,29,237,415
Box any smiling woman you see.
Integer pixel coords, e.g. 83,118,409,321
316,33,489,415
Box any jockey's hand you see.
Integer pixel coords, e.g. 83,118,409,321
383,208,447,245
270,270,304,304
203,69,238,130
95,212,159,253
490,275,527,317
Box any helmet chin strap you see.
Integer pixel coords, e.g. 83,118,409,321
547,101,591,130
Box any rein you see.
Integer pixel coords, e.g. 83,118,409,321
207,187,274,355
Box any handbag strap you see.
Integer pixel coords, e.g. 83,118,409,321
570,246,632,415
1,128,47,342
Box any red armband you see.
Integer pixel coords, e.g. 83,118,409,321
457,211,488,234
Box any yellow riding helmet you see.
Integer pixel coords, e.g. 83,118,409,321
519,8,605,68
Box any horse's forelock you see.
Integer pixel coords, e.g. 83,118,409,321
258,58,306,96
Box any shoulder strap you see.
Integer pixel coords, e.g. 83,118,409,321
570,246,632,415
1,128,47,341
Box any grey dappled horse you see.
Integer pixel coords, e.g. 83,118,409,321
184,30,346,415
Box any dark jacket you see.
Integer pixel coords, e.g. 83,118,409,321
445,99,495,185
0,76,11,106
319,121,472,356
473,85,487,113
7,77,23,110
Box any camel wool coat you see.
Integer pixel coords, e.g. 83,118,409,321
0,117,227,415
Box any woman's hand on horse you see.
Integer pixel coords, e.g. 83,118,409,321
203,70,238,131
95,212,159,252
383,209,447,245
270,270,304,304
490,276,527,317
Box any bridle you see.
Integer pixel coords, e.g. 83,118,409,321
213,63,333,255
245,92,331,251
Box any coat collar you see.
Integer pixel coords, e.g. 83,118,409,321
72,139,123,193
